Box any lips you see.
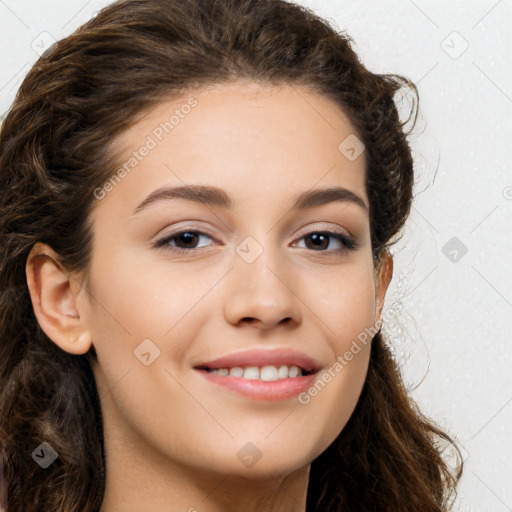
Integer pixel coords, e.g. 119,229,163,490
193,348,323,374
193,348,323,402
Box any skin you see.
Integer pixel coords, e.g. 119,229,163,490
26,81,393,512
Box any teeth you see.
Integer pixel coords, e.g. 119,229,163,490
208,365,304,380
278,365,288,379
229,367,244,377
288,366,300,378
260,366,278,381
243,366,260,379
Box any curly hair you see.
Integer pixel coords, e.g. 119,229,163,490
0,0,462,510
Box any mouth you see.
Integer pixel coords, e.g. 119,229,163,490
193,348,322,401
195,364,316,380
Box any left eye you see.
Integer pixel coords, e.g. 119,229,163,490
154,229,357,253
294,231,357,252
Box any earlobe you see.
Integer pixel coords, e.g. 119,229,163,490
25,242,92,355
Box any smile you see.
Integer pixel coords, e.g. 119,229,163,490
205,364,309,380
193,348,323,401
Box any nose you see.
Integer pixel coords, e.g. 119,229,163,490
223,243,302,330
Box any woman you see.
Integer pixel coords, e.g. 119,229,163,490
0,0,463,510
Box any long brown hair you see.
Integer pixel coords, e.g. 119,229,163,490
0,0,462,510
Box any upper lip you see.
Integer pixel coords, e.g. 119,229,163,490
193,348,323,374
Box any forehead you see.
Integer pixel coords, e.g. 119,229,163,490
92,81,368,221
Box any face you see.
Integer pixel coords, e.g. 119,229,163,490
56,81,392,479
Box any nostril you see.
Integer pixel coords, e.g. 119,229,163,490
240,317,260,326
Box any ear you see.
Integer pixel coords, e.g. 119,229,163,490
373,251,393,331
25,242,92,355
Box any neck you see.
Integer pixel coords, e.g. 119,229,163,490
99,450,311,512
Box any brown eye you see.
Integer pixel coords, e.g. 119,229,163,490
154,230,215,252
173,231,200,249
296,231,357,252
304,232,330,250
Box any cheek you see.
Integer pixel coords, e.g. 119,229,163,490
294,265,376,447
85,252,217,462
85,245,209,352
307,261,377,344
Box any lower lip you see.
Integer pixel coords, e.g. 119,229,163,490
195,369,318,401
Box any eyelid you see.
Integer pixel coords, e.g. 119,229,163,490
293,222,353,240
152,220,217,238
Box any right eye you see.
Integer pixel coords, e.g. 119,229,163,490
153,230,218,253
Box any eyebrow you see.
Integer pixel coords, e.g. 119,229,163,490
132,184,368,215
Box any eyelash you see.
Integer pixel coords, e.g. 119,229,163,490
153,228,358,254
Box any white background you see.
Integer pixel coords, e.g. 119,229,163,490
1,1,511,510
